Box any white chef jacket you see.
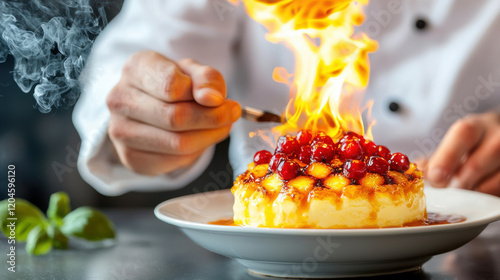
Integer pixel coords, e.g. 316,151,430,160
74,0,500,195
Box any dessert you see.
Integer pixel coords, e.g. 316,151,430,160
231,130,425,228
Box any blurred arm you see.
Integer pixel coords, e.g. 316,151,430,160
73,0,239,195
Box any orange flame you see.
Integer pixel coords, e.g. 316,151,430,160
232,0,378,140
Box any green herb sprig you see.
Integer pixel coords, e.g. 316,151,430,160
0,192,115,255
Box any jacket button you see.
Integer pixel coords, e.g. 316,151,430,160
389,102,400,113
415,18,427,30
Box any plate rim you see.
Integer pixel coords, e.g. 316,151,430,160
154,187,500,236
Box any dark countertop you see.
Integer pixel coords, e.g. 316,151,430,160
1,209,499,280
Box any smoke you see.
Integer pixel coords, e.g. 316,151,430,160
0,0,111,113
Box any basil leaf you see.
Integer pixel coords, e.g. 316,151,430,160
47,192,71,225
60,207,115,241
0,199,46,242
26,225,53,255
47,223,68,250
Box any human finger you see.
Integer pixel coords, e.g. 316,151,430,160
456,130,500,190
108,115,232,155
426,116,485,187
107,86,240,131
177,58,226,107
113,144,204,176
122,51,193,102
473,170,500,197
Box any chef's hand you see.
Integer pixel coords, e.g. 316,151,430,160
425,112,500,196
106,51,241,176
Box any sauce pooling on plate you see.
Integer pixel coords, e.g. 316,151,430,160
403,212,466,226
209,212,466,228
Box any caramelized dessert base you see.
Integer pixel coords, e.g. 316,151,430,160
232,162,425,228
231,130,427,229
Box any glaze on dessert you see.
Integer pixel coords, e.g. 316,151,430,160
231,130,427,229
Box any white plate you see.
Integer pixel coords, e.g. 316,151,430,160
154,187,500,278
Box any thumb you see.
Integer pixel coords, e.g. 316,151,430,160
177,59,226,107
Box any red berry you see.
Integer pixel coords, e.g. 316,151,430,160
339,141,364,160
311,143,335,162
312,131,334,145
339,131,364,144
297,130,312,146
253,150,272,165
298,145,312,164
277,160,300,180
389,152,410,172
362,140,378,157
343,159,367,180
269,154,286,172
276,136,300,154
366,156,390,174
376,145,391,160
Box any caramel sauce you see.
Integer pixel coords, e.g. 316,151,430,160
208,212,466,228
209,218,236,226
403,212,466,227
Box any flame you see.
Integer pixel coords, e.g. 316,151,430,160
231,0,378,140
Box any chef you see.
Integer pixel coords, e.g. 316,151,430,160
74,0,500,196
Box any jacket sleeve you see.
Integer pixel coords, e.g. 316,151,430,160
73,0,239,195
